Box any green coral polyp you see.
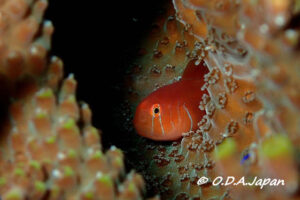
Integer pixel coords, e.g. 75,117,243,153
114,157,123,167
260,134,293,158
84,192,94,199
38,88,54,98
64,166,75,177
67,95,76,102
128,182,137,193
30,160,41,170
68,149,77,158
63,118,76,130
214,138,237,160
36,111,47,119
93,151,104,160
14,168,25,177
98,175,113,187
46,136,56,144
34,181,46,192
91,127,98,136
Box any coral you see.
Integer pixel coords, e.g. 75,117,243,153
0,0,51,83
0,65,148,200
2,0,299,199
127,0,300,199
0,0,153,200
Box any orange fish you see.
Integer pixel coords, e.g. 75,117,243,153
133,59,209,141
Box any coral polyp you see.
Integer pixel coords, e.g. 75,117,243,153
0,0,52,82
0,0,154,200
125,0,300,199
0,47,148,199
0,0,300,199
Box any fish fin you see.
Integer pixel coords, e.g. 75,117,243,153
181,59,209,81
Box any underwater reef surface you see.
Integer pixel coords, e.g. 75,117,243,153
124,0,300,199
0,0,300,200
0,0,159,200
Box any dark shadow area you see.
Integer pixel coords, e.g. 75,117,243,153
0,75,10,133
45,2,169,148
45,1,171,197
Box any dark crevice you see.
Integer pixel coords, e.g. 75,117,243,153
282,12,300,50
44,0,170,198
45,0,170,149
0,75,11,137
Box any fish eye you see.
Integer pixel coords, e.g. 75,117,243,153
151,104,160,116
